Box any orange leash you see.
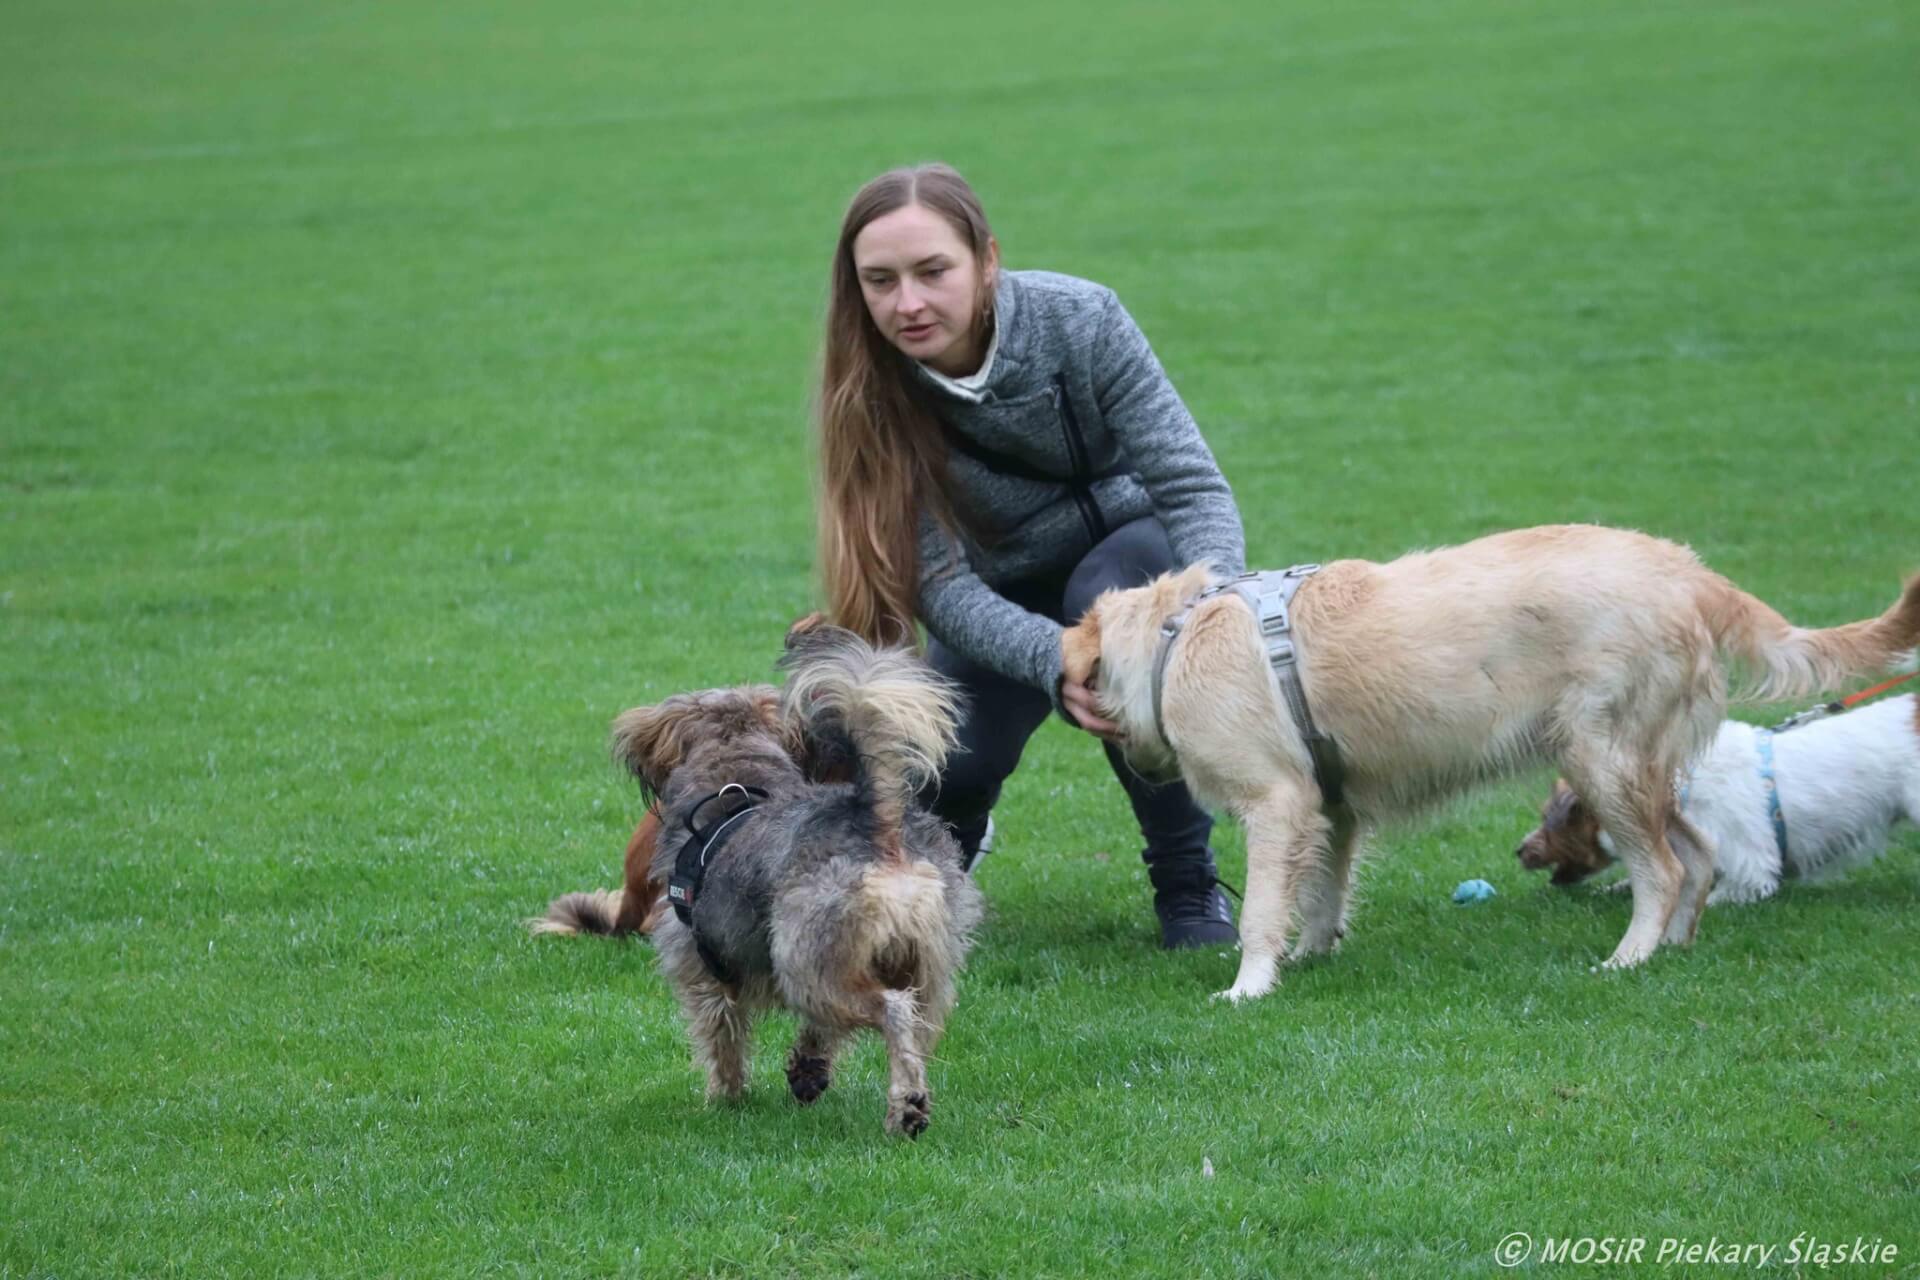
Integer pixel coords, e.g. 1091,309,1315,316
1841,669,1920,709
1770,668,1918,733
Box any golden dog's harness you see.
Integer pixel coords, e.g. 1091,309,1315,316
669,783,768,984
1150,565,1346,806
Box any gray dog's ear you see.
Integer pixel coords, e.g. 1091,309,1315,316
610,688,786,800
610,699,695,800
784,612,829,650
783,614,872,670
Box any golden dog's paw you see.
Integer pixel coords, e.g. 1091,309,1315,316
1601,941,1657,970
1212,953,1279,1003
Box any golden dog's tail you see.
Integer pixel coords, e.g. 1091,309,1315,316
1701,571,1920,702
778,625,961,851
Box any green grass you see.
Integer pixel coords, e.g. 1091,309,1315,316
4,0,1918,1275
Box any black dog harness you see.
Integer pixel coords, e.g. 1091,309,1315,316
668,783,768,984
1150,565,1346,806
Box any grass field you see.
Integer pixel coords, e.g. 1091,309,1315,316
5,0,1918,1275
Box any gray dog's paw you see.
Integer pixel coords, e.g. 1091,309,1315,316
887,1091,931,1139
786,1053,832,1105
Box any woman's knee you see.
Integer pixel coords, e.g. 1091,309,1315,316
1062,518,1178,622
920,636,1047,817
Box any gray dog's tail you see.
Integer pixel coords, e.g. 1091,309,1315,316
779,626,961,850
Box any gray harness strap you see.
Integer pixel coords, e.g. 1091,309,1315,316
1150,564,1346,806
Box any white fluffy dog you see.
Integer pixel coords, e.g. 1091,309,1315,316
1060,525,1920,1001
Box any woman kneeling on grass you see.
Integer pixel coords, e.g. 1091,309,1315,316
815,162,1248,949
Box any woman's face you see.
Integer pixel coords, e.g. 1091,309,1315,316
851,202,998,377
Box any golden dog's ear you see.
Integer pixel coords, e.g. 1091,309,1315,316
1060,613,1102,686
609,698,697,799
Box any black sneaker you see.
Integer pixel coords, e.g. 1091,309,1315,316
1148,857,1238,950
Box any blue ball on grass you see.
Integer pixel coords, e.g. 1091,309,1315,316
1452,878,1497,904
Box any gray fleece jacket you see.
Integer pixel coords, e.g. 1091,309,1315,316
913,269,1245,700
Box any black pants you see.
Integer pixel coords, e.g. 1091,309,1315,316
924,517,1214,866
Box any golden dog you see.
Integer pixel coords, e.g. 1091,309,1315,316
1061,525,1920,1000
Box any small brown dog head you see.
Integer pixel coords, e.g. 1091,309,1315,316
610,687,785,802
1516,778,1614,885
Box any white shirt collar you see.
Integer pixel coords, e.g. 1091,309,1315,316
916,304,1002,404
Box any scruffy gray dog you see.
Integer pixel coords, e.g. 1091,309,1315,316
609,626,983,1138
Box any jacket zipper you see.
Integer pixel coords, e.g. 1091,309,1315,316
1052,375,1109,545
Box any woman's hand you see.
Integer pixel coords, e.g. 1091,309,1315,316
1060,677,1125,742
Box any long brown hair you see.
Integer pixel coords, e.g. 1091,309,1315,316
816,163,997,647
